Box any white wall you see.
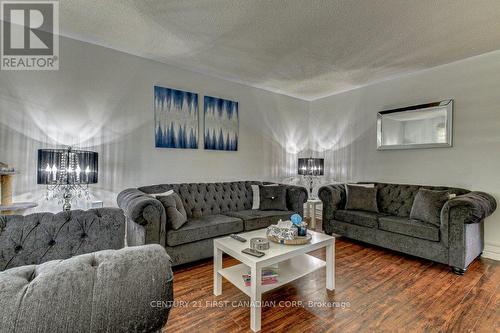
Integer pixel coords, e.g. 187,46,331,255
309,50,500,260
0,37,308,211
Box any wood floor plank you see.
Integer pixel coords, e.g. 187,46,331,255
445,261,500,332
474,282,500,333
410,260,486,332
380,262,458,331
163,237,500,333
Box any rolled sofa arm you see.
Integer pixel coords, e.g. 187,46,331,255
318,184,346,233
285,185,308,216
117,188,167,245
0,244,173,333
442,191,497,225
442,192,496,270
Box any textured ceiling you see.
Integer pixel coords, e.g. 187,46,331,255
60,0,500,100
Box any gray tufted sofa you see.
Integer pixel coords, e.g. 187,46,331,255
0,208,173,333
118,181,308,266
319,182,497,274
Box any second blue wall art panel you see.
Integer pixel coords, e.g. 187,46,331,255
154,85,199,149
204,96,239,151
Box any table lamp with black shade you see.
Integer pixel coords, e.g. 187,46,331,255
37,147,98,211
298,157,324,199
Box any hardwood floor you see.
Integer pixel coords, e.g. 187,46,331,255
164,236,500,333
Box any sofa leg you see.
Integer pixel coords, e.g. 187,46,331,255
452,267,466,275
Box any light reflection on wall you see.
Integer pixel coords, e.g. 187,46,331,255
245,89,309,181
0,37,310,212
309,88,373,182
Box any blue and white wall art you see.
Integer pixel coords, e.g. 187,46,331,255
204,96,239,151
154,86,199,149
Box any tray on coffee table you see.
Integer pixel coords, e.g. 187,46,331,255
267,233,312,245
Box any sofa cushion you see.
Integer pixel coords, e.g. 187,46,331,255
378,216,439,242
166,214,243,246
410,189,451,227
334,210,380,228
259,185,288,211
157,192,188,230
345,184,379,213
225,210,294,231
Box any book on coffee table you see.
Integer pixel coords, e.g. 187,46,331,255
242,266,279,286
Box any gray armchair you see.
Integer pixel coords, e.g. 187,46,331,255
0,208,173,333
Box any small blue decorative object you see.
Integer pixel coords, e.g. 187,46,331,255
297,222,308,236
290,214,302,225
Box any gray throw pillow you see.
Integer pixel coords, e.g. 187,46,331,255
345,184,379,213
156,192,188,230
410,189,451,227
259,185,288,211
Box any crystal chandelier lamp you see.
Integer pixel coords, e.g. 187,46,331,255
298,158,324,199
37,147,98,211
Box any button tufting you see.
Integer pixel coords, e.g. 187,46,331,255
90,258,98,267
27,271,36,282
48,239,56,246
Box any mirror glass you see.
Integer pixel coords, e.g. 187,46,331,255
377,100,453,150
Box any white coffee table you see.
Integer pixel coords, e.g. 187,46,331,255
213,229,335,332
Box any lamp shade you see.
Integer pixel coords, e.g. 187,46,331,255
298,158,324,176
37,148,98,185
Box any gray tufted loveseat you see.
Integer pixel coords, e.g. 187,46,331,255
118,181,308,266
0,208,173,333
319,182,497,274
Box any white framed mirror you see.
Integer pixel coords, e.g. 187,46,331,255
377,99,453,150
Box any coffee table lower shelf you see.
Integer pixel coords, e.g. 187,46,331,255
218,254,325,297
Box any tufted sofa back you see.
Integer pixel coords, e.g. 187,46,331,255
139,181,262,218
366,182,469,217
0,208,125,271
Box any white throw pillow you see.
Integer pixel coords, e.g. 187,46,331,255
148,189,174,197
251,185,260,209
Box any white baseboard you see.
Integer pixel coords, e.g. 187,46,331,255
482,242,500,261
